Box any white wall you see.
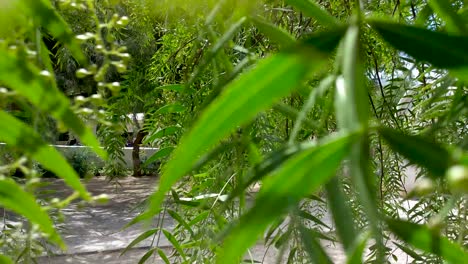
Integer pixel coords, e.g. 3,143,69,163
53,145,158,169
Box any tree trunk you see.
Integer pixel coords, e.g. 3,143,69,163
132,130,146,177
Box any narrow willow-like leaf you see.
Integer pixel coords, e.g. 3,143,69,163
286,0,340,27
155,104,186,114
131,29,345,225
138,248,158,264
188,211,210,226
386,218,468,264
22,0,86,64
162,229,186,259
299,225,333,264
0,178,63,248
0,50,106,159
369,20,468,69
272,103,319,131
191,141,237,172
0,255,12,264
144,126,180,143
143,147,174,166
346,231,370,264
325,178,356,251
289,75,335,144
338,25,368,129
167,210,194,236
188,16,247,85
157,249,170,264
217,132,357,264
286,247,298,264
40,39,55,76
338,22,382,260
378,127,451,177
415,4,434,26
157,84,194,94
392,241,424,261
428,0,467,34
250,16,295,47
120,228,159,256
240,141,316,189
298,210,330,229
265,217,286,243
0,111,90,200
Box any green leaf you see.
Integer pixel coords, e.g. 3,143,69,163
428,0,467,34
415,4,434,26
22,0,86,64
0,255,12,264
133,29,345,225
378,127,451,177
120,229,159,256
158,249,170,264
143,147,174,166
369,20,468,69
386,218,468,264
167,209,194,236
0,178,63,248
162,229,186,259
189,16,248,85
191,141,237,172
299,225,333,264
286,247,298,264
138,248,158,264
145,126,181,143
325,178,356,251
337,24,368,130
272,103,319,131
346,231,370,264
298,210,330,229
338,22,382,260
392,241,424,261
0,50,106,159
188,211,210,226
250,16,295,47
40,38,55,76
286,0,340,27
289,75,335,144
229,140,316,201
0,111,90,200
155,104,186,114
217,132,357,264
157,84,194,94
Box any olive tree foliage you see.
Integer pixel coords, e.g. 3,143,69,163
0,0,467,263
0,0,131,261
125,0,468,263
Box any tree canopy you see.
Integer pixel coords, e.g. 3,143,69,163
0,0,467,263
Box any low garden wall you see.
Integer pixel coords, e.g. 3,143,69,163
56,145,158,169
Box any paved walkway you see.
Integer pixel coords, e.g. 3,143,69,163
33,177,413,264
35,177,282,263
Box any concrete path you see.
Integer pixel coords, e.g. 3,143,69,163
33,177,414,264
33,177,315,263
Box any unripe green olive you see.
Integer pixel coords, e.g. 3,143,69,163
446,165,468,194
76,68,90,78
117,16,129,27
115,63,126,73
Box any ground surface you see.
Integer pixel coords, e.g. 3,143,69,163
32,177,412,264
34,177,338,264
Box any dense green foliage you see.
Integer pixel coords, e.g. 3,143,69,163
0,0,467,263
